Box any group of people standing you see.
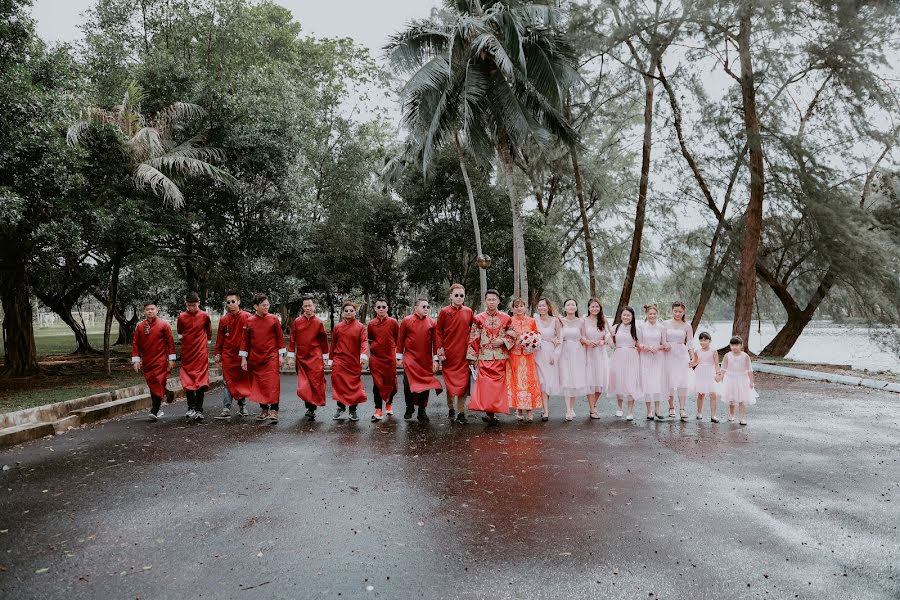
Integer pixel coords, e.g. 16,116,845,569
130,285,758,428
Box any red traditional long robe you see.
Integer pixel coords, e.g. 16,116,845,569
466,311,516,414
239,313,285,405
367,316,399,400
177,310,212,391
398,314,443,394
131,317,176,398
330,319,369,406
435,304,474,396
288,315,329,406
214,310,251,399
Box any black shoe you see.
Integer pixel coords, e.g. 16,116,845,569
333,407,346,420
403,406,415,420
486,417,500,427
418,410,430,423
349,408,359,421
455,412,467,424
448,408,456,419
304,408,315,421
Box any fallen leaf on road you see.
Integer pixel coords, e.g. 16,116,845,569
35,567,49,574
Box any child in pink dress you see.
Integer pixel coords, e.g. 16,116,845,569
690,331,720,422
718,335,758,425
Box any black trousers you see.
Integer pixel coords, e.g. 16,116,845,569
185,389,205,412
304,401,318,411
261,403,280,411
151,394,163,415
373,385,396,410
403,375,429,408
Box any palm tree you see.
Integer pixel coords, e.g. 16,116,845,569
67,81,236,372
385,0,581,302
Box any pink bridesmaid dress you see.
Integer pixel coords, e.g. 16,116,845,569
663,320,694,394
557,317,587,397
721,351,758,405
582,319,611,394
607,324,641,400
637,321,668,402
534,316,562,396
692,348,720,395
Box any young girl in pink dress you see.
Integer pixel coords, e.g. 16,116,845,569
663,301,694,421
718,335,757,425
558,299,587,421
581,297,612,419
534,298,562,422
690,331,720,422
638,304,669,420
607,306,641,421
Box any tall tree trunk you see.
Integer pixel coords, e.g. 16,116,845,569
571,147,597,297
114,308,139,346
757,265,835,357
1,270,39,376
46,300,94,354
498,138,529,302
616,72,654,321
103,252,123,375
732,2,765,345
455,133,487,310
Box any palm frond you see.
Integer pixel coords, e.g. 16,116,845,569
146,155,238,190
156,102,207,138
126,127,165,161
471,33,515,79
66,108,119,146
133,163,185,208
383,22,451,71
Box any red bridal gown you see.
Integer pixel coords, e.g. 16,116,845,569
131,317,176,398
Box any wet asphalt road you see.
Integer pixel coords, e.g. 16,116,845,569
0,373,898,600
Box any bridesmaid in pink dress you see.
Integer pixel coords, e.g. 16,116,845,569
662,301,695,421
638,304,669,420
581,297,612,419
607,306,641,420
719,335,758,425
534,298,562,421
558,299,587,421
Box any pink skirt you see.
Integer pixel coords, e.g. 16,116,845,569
639,349,667,401
665,344,693,392
722,372,758,405
584,345,609,394
558,340,588,397
534,340,561,396
607,347,641,399
692,364,720,396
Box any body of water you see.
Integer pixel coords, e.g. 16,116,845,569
699,320,900,373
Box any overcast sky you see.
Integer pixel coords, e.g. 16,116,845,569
32,0,441,57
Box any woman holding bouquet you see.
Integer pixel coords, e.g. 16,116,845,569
507,298,543,422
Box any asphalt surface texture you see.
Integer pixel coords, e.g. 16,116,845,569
0,373,897,600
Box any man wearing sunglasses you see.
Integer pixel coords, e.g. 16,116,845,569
436,283,474,424
366,298,399,422
398,298,443,423
177,291,213,421
287,296,329,421
214,291,250,419
330,301,369,421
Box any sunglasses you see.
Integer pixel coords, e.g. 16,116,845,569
420,305,430,309
343,307,355,312
225,299,237,304
375,305,387,309
452,293,464,298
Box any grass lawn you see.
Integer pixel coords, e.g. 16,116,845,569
0,324,173,414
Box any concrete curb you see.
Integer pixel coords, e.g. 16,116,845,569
0,369,223,448
754,363,900,394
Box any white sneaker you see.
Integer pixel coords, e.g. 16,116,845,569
625,414,634,421
194,411,205,421
148,411,164,421
214,408,231,420
186,409,196,419
615,410,623,417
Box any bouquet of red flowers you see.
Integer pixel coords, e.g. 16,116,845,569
517,330,542,354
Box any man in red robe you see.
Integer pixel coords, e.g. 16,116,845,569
287,296,329,422
398,298,443,423
132,301,176,421
240,293,286,422
330,301,369,421
367,298,399,422
436,283,474,424
177,291,212,421
213,290,250,419
467,289,516,426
